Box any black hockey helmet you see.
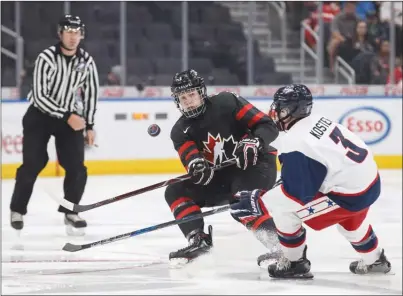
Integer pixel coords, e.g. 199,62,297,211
58,14,85,38
171,69,207,118
270,84,313,131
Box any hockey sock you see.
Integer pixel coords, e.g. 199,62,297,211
170,197,203,238
338,221,381,264
277,226,307,261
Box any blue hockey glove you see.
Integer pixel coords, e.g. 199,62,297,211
230,189,266,223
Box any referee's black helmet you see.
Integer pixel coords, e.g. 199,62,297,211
58,15,85,38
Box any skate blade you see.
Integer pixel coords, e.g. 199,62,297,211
269,272,314,280
354,270,395,276
65,225,86,237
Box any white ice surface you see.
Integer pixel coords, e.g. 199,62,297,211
2,170,402,295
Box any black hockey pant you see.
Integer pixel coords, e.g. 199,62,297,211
165,154,277,240
10,105,87,215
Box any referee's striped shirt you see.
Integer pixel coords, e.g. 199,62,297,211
28,42,99,129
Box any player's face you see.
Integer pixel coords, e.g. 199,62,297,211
60,28,82,50
271,108,292,122
270,102,288,120
177,89,203,111
269,102,293,131
279,108,292,121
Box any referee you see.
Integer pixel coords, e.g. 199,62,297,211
10,15,99,236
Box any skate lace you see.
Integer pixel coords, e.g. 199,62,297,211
356,260,368,273
178,237,199,252
277,257,291,271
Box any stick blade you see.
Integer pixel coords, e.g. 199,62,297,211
62,243,83,252
72,204,93,213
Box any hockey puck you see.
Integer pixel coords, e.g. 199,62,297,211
148,124,161,137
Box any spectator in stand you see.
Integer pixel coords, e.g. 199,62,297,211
352,50,377,84
353,1,376,21
327,2,359,71
370,39,391,84
366,10,388,50
353,21,374,52
304,2,340,49
387,56,402,85
106,71,120,85
105,65,122,85
338,21,374,65
379,1,402,57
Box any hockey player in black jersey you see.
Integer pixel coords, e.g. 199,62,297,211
165,69,279,264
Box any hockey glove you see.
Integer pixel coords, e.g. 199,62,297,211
235,137,262,170
230,189,266,224
188,158,214,186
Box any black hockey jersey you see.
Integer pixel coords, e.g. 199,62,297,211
170,92,279,170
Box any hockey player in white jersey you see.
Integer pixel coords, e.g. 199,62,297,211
230,84,391,279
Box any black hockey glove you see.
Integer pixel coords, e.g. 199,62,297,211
188,158,214,185
235,137,262,170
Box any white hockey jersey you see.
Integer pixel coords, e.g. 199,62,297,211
269,114,380,212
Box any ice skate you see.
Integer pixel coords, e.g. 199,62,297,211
169,225,213,266
9,212,24,249
64,213,87,236
350,249,391,275
268,245,313,279
10,211,24,230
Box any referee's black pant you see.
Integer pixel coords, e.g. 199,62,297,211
10,105,87,215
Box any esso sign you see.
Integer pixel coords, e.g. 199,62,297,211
2,133,23,154
339,107,391,145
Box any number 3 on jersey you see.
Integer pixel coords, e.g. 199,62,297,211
329,127,368,163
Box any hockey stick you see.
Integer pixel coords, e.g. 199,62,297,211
62,204,230,252
53,159,237,213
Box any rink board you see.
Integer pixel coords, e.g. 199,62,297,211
2,95,402,179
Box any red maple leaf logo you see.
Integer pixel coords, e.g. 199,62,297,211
202,133,238,165
202,133,222,164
